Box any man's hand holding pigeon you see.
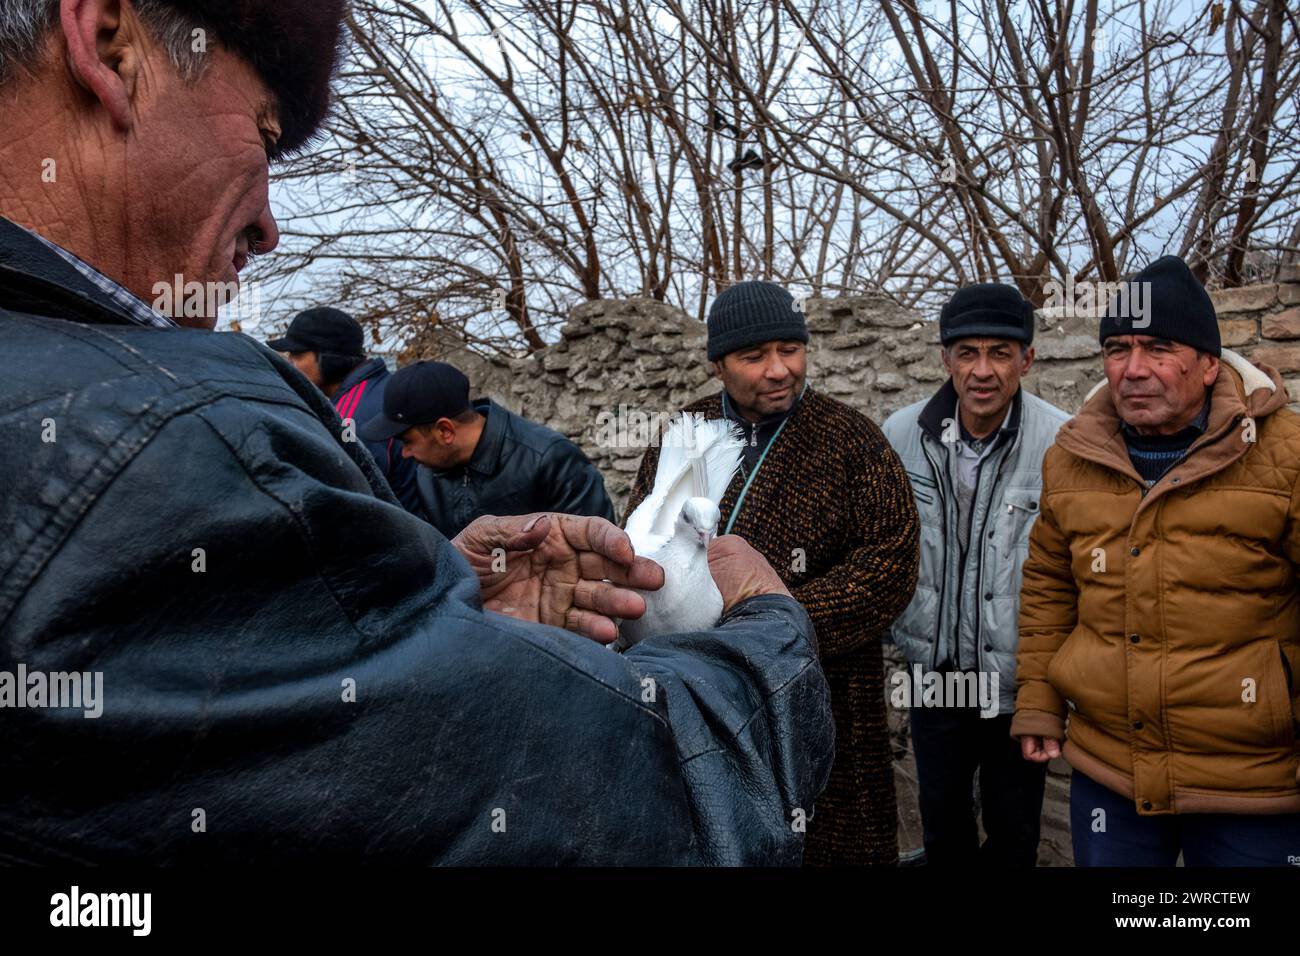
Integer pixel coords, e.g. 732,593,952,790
453,512,662,643
707,535,792,610
454,512,790,644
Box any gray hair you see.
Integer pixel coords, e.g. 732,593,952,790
0,0,210,85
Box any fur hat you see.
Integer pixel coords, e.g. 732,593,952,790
168,0,348,155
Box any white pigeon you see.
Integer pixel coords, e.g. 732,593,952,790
614,413,744,650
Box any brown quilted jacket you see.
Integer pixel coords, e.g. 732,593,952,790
626,387,919,864
1013,351,1300,814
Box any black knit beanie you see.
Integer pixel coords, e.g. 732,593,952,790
1098,255,1220,356
939,283,1034,345
707,281,808,361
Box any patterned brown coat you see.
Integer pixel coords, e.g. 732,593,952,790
627,387,920,865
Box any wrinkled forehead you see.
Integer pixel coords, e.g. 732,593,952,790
946,336,1022,352
1103,334,1181,350
198,46,283,147
176,0,346,155
737,339,805,352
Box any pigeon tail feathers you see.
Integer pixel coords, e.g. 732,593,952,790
625,413,744,552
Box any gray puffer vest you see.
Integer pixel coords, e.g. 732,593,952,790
882,383,1068,716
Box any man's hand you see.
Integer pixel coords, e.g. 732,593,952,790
1020,735,1062,763
707,534,792,612
451,512,664,644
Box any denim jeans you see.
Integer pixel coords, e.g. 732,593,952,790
1070,769,1300,866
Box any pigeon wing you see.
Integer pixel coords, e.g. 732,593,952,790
626,413,746,549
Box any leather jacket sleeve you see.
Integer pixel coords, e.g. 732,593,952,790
2,335,832,865
537,439,616,523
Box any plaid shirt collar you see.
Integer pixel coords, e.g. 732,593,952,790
21,224,178,329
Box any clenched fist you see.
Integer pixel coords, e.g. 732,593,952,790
707,534,792,612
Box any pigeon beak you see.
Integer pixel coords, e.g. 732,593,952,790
698,527,715,546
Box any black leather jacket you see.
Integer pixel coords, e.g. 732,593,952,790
416,399,616,539
0,219,834,864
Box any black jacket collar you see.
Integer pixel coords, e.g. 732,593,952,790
0,217,140,327
461,399,509,477
424,399,514,478
466,399,507,476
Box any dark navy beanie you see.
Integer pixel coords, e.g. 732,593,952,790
1098,255,1220,356
707,281,808,361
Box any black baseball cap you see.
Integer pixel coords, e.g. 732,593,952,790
359,361,473,441
267,307,365,356
939,283,1034,346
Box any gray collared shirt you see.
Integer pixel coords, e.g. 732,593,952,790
948,405,1013,556
951,405,1011,495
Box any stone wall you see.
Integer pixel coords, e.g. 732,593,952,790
416,268,1300,512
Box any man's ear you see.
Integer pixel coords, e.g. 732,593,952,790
711,359,725,379
61,0,140,132
1202,354,1220,387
